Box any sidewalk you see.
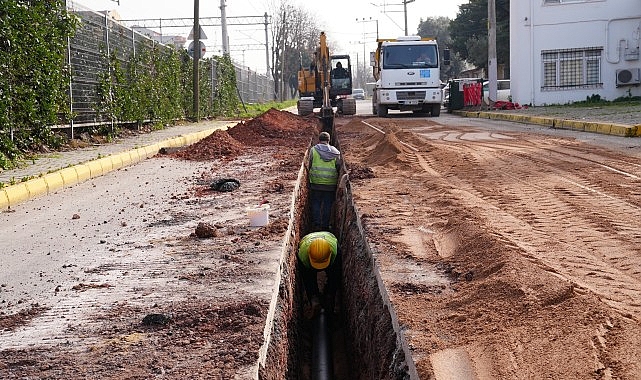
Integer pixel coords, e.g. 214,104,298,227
0,119,236,210
452,103,641,137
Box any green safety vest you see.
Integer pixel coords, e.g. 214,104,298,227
298,231,339,269
309,148,338,186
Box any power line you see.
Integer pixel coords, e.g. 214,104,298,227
119,15,268,29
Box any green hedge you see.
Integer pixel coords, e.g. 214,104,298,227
0,1,241,170
0,0,78,169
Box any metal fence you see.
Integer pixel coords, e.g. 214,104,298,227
234,64,275,104
65,1,274,129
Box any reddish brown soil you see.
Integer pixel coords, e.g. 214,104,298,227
172,129,245,161
337,116,641,379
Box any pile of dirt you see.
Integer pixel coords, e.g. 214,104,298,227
228,107,318,146
347,163,375,180
171,129,245,161
181,108,314,200
170,108,318,163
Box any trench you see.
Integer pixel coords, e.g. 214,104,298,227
257,129,418,379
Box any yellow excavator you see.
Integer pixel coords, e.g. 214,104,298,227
297,32,357,132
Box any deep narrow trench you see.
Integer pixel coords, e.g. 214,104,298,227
290,132,355,379
258,129,419,379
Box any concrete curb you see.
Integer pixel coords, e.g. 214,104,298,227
0,124,234,211
452,110,639,137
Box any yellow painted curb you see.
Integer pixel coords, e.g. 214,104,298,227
143,144,161,158
110,154,125,170
0,188,9,210
527,116,554,127
195,130,211,140
170,136,187,147
74,164,92,183
25,177,48,198
43,172,64,193
126,149,141,165
609,124,637,137
86,160,104,178
133,147,147,162
4,183,30,206
0,124,233,210
595,123,612,135
58,167,80,187
97,156,114,174
515,115,528,122
116,151,132,167
559,119,585,131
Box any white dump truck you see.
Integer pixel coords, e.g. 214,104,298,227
371,36,445,117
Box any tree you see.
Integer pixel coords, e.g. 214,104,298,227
268,0,321,100
449,0,509,76
417,16,465,81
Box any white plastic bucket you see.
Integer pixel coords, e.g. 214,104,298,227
247,204,270,226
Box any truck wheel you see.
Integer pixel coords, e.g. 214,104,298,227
431,104,441,117
297,99,314,116
342,98,356,115
377,105,388,117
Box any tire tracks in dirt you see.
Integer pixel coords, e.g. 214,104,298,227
391,124,641,321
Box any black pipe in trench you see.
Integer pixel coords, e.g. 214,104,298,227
311,309,333,380
311,117,336,380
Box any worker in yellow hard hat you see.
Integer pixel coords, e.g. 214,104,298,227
297,231,340,317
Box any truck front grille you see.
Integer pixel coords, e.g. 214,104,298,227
396,91,426,100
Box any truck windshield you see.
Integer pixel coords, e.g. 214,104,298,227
382,44,438,69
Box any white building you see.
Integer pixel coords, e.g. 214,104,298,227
510,0,641,106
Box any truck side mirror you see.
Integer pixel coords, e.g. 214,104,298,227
443,49,451,66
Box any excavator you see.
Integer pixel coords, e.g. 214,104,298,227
297,32,357,133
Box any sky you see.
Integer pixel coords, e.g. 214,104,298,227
70,0,467,75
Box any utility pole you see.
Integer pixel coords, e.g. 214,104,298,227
488,0,497,105
193,0,200,121
264,12,270,77
403,0,415,36
220,0,229,55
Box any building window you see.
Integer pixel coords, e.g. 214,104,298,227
541,47,603,90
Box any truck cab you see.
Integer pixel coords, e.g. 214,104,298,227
371,36,443,117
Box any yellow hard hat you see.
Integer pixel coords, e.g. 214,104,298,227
309,238,331,270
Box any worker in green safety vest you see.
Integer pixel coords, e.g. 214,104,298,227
308,131,341,231
298,231,341,317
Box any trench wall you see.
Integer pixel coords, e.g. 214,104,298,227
257,131,418,379
256,156,308,379
334,171,419,380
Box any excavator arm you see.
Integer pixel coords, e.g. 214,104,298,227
297,32,357,133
